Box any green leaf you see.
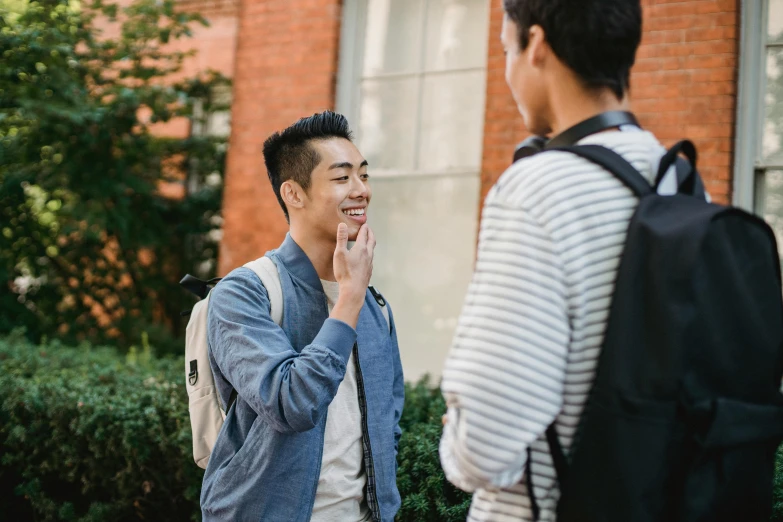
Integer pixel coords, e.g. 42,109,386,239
0,0,229,352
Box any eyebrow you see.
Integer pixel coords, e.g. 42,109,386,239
328,160,369,170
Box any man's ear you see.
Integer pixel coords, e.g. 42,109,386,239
281,180,306,211
527,25,549,68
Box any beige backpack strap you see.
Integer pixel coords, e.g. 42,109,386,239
244,256,283,325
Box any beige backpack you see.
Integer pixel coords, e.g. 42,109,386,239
182,256,283,469
180,256,390,469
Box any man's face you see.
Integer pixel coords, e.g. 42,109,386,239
299,137,371,243
501,16,551,136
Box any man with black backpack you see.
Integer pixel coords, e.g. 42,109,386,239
198,111,403,521
439,1,783,521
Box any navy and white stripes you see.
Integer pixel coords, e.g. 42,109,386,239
440,130,667,522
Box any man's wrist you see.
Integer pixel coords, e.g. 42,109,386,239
336,285,366,305
330,294,364,328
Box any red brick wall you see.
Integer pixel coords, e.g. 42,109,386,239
168,0,239,129
154,9,239,138
177,0,239,17
91,1,238,202
479,0,739,204
480,3,528,204
217,0,343,275
99,0,238,81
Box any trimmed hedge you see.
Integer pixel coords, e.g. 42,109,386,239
0,331,201,521
396,377,471,521
0,334,469,521
1,332,780,521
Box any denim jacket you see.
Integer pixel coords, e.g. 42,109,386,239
200,234,404,521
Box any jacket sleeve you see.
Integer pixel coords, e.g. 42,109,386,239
439,189,570,492
387,303,404,455
207,268,356,434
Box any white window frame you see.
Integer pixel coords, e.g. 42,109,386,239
335,0,488,179
334,0,490,381
735,0,779,212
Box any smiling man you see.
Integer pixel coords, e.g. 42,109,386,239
200,111,404,522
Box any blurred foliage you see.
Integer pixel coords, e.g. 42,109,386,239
0,0,228,354
0,333,473,521
0,332,780,521
396,376,471,521
0,330,203,521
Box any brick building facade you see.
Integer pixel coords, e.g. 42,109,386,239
186,0,782,379
218,0,343,272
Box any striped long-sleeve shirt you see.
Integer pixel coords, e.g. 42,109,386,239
440,129,670,522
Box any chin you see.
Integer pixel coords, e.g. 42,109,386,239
347,225,361,241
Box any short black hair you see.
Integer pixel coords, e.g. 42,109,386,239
262,111,354,220
503,0,642,100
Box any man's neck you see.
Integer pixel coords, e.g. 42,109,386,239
290,226,336,282
546,80,630,138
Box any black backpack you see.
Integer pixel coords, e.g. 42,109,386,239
526,142,783,522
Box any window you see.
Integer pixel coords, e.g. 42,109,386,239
336,0,490,380
736,0,783,261
189,84,232,278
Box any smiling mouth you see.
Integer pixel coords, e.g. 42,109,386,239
342,208,366,217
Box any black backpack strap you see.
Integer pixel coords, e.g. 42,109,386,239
525,426,567,522
179,275,222,316
656,139,697,182
227,388,238,411
545,424,569,487
180,274,222,299
674,157,707,199
546,111,640,149
369,286,392,335
549,145,653,198
514,135,548,162
689,398,783,449
525,446,542,521
655,140,707,199
368,285,386,307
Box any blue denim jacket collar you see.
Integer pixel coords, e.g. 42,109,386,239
276,233,323,291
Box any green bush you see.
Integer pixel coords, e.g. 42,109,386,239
0,0,227,353
396,377,471,521
0,331,202,521
2,333,779,521
0,334,471,521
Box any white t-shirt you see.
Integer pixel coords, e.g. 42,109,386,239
310,280,371,522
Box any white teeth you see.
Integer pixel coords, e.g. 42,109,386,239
343,209,365,216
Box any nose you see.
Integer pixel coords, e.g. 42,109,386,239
349,175,369,200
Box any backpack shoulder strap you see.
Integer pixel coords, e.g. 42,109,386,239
244,256,283,326
369,285,391,334
549,144,654,198
216,257,282,414
242,257,387,334
180,275,222,299
654,140,707,199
